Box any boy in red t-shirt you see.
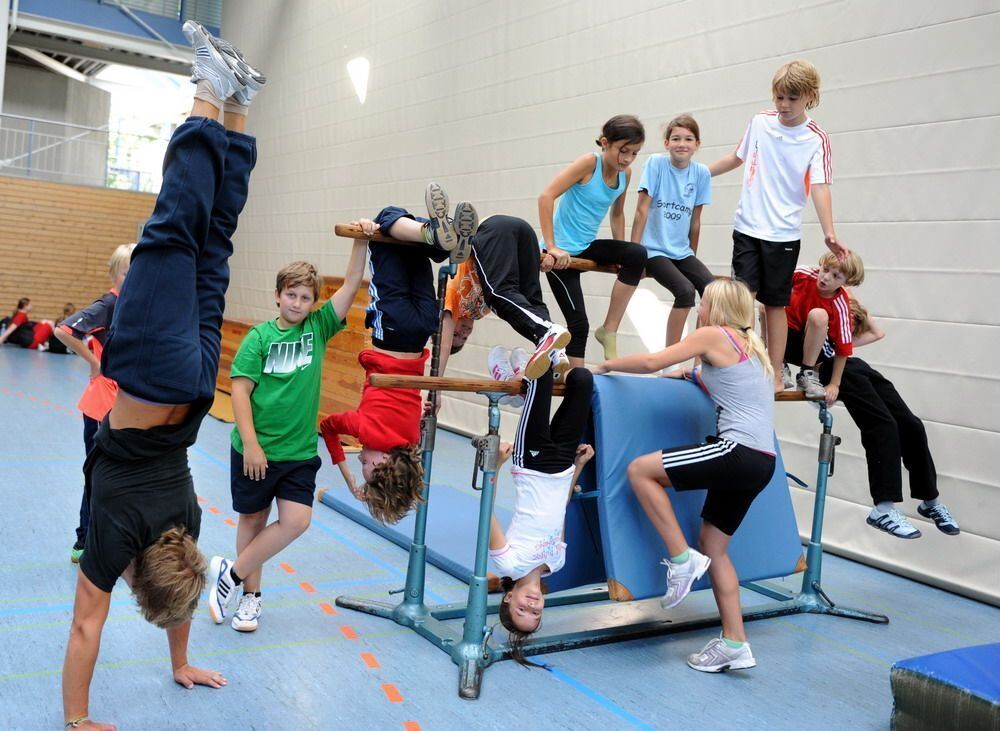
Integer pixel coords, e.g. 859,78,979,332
783,251,864,404
320,183,478,524
54,243,136,562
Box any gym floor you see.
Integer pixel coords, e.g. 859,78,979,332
2,348,996,730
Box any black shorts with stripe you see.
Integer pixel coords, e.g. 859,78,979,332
661,436,776,536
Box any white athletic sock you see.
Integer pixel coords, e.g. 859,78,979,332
921,498,939,508
223,97,248,117
873,501,894,516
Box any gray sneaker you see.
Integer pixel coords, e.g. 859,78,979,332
687,635,756,673
231,593,262,632
424,182,458,253
181,21,244,101
659,548,711,609
451,201,479,264
796,368,826,399
203,31,267,105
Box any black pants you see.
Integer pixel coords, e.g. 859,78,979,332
471,215,553,345
644,255,714,308
74,415,100,547
545,239,646,358
514,367,593,473
820,357,938,504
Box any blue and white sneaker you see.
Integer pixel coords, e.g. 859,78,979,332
182,21,244,101
207,555,238,624
660,548,711,609
687,635,756,673
231,593,262,632
866,507,921,539
917,501,960,536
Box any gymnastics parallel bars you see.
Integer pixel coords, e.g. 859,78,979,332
330,374,889,699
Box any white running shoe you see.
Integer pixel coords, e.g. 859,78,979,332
488,345,514,382
181,21,244,101
424,182,458,252
231,593,262,632
866,507,921,539
781,363,795,390
500,348,528,408
659,549,711,609
202,30,267,105
523,324,571,380
795,368,826,399
207,555,238,624
687,635,757,673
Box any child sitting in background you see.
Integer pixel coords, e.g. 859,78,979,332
782,251,865,404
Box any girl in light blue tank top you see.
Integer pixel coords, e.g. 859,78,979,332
594,279,777,673
538,115,648,367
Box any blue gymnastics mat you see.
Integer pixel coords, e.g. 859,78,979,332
891,643,1000,730
318,473,606,593
587,374,804,601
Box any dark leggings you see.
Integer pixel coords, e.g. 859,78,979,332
819,357,938,504
513,367,593,473
545,239,646,358
644,254,714,308
74,415,100,547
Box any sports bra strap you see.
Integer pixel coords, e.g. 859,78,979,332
718,326,750,362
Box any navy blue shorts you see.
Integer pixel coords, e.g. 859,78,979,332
661,436,776,536
230,447,321,513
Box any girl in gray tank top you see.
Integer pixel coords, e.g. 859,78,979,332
594,279,777,673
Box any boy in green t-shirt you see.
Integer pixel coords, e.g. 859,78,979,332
208,253,366,631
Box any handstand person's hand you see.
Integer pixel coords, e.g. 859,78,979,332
173,663,227,690
351,218,380,237
242,443,268,481
574,444,595,467
338,461,365,501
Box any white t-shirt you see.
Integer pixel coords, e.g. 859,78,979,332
489,465,573,580
638,155,712,259
733,111,831,242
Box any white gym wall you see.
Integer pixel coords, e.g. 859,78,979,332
222,0,999,605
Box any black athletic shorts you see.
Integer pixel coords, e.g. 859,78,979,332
230,447,321,513
661,436,776,536
731,231,800,306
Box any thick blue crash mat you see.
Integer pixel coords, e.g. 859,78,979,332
585,374,803,601
890,643,1000,730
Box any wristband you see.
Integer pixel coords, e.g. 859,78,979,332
66,718,89,729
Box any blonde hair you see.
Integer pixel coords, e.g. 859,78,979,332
702,279,774,379
131,527,207,629
818,251,865,287
276,261,322,301
772,60,821,109
108,243,136,280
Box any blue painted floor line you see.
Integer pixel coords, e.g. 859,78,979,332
544,665,658,730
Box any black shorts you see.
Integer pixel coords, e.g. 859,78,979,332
661,436,776,536
731,231,800,306
230,447,321,513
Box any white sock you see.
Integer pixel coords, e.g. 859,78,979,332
874,501,894,515
921,498,939,508
193,79,225,110
223,97,248,117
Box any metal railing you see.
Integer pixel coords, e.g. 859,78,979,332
0,113,170,192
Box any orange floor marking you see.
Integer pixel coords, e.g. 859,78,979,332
279,563,296,574
319,603,337,615
403,722,421,731
27,395,37,401
197,496,208,503
340,626,358,640
360,652,380,668
299,582,316,593
207,506,221,514
41,400,49,406
223,518,237,527
382,684,403,703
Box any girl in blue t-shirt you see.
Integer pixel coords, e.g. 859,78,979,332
632,114,715,347
538,115,648,366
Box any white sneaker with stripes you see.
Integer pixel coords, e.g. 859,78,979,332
866,507,921,539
